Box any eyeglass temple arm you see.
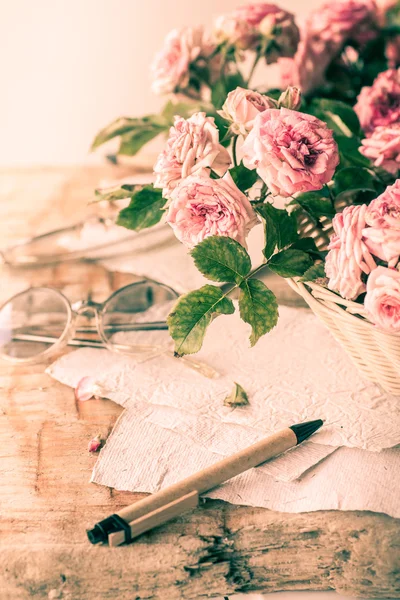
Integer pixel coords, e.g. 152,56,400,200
9,322,169,336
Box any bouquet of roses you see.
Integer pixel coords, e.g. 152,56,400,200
93,0,400,357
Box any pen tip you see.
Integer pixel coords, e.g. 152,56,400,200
289,419,323,444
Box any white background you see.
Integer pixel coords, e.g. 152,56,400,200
0,0,323,166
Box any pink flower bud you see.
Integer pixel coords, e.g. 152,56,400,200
278,86,302,110
88,434,102,453
75,376,96,402
218,87,277,136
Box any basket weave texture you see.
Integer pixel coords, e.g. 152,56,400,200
290,207,400,395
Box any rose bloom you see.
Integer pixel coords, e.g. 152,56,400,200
354,69,400,133
362,180,400,267
364,266,400,332
213,14,255,48
218,87,277,137
214,3,299,62
242,107,339,197
166,172,259,249
279,0,377,94
325,205,377,300
307,0,377,45
365,180,400,228
360,125,400,174
154,112,231,196
362,226,400,266
151,26,215,95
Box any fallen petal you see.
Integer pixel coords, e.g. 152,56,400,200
75,376,96,402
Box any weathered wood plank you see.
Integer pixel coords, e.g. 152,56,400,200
0,166,399,600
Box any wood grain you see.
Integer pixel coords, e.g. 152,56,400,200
0,166,399,599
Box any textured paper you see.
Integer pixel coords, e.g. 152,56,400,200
48,306,400,452
48,304,400,516
90,410,400,518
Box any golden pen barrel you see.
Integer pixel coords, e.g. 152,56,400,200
108,427,297,546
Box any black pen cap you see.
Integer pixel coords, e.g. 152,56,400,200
290,419,323,444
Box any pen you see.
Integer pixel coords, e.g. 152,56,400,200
87,419,323,547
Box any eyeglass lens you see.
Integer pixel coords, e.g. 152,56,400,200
101,282,177,353
0,288,70,360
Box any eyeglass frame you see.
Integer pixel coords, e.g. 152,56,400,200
0,279,179,365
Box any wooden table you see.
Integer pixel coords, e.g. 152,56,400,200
1,166,399,600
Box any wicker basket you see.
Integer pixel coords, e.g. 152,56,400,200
291,206,400,395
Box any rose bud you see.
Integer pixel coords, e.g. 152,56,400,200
88,434,102,453
278,86,302,110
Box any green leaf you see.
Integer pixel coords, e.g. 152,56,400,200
268,249,313,278
308,98,361,137
295,191,335,220
191,236,251,284
211,71,246,110
335,135,370,168
161,100,198,123
92,116,167,151
118,126,164,156
116,186,166,231
255,203,298,259
225,71,246,92
229,163,258,193
212,80,228,110
238,279,278,346
167,285,235,356
210,110,231,147
291,237,324,259
223,382,249,407
94,183,137,203
333,167,376,194
335,188,377,206
300,262,327,283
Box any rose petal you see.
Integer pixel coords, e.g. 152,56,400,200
75,376,96,402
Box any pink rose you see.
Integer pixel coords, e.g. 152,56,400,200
218,87,277,136
214,3,299,62
257,7,300,63
354,69,400,133
279,0,378,94
242,107,339,197
325,205,377,300
362,227,400,266
359,125,400,174
364,266,400,332
365,180,400,228
166,172,259,249
307,0,377,45
154,112,231,196
361,181,400,267
213,14,255,49
151,26,215,96
235,3,283,27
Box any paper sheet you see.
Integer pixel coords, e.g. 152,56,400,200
48,306,400,452
48,298,400,517
90,410,400,517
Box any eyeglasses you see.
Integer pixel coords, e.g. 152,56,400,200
0,280,218,379
0,216,175,268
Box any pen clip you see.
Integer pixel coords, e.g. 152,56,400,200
108,490,199,547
